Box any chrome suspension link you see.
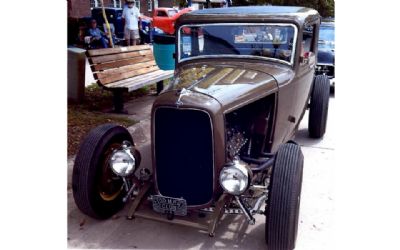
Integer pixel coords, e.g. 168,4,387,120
122,177,136,203
235,196,255,225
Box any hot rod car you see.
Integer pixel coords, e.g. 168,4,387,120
72,6,330,250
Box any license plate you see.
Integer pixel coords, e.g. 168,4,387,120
152,195,187,216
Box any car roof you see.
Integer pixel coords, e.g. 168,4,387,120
156,7,177,11
190,6,314,15
178,6,320,26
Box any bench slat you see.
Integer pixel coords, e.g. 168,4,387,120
125,71,174,91
87,45,151,57
103,69,168,87
99,65,160,85
94,61,157,79
91,55,154,72
90,50,153,64
86,45,173,93
105,70,174,91
108,69,173,87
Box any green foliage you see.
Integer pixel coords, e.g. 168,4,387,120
232,0,334,17
176,0,187,8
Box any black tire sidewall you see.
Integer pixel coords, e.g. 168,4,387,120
308,75,330,138
265,143,304,250
72,124,134,219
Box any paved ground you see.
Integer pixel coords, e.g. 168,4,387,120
67,94,335,249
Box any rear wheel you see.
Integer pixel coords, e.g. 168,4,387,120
72,124,134,219
265,143,304,250
308,75,330,138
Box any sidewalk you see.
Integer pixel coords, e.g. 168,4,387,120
67,93,335,250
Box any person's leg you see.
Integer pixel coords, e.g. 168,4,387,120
130,30,135,46
124,27,131,46
133,29,139,46
100,37,108,48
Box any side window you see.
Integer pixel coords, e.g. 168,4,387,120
90,0,101,8
113,0,121,8
302,24,314,55
157,11,168,17
135,1,140,11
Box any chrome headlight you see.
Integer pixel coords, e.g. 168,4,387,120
219,159,250,195
109,141,136,177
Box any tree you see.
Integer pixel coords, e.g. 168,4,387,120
232,0,335,18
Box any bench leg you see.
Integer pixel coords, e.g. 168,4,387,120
156,80,164,95
112,90,126,114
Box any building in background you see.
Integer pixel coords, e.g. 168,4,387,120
68,0,175,18
67,0,176,45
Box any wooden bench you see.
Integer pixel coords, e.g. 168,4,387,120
86,45,174,112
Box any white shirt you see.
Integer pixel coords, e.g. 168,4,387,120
122,6,139,30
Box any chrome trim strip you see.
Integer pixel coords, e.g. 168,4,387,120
152,106,215,207
177,23,298,66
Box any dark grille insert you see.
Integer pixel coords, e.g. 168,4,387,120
155,108,214,206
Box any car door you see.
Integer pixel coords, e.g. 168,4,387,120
293,22,319,127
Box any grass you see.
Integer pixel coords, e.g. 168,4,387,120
82,84,152,111
67,84,151,156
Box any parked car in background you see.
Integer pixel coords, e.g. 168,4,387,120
72,6,331,250
152,7,192,35
316,19,335,88
91,7,151,44
139,15,152,44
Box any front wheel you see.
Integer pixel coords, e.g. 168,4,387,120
265,143,304,250
72,124,134,219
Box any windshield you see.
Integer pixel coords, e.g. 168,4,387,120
178,24,297,65
168,9,178,16
319,25,335,50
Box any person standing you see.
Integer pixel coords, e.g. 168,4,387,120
122,0,140,46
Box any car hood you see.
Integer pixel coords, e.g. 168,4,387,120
167,60,292,110
317,49,335,65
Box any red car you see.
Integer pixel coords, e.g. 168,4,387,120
152,7,192,35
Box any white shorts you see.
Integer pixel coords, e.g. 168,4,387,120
125,28,139,40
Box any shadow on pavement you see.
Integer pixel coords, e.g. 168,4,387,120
68,193,267,249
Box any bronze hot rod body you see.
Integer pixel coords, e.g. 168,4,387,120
72,6,330,250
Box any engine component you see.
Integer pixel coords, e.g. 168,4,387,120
139,168,151,181
226,127,248,159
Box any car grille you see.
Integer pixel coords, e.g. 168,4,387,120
154,107,214,206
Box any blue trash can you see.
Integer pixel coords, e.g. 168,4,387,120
153,34,176,70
